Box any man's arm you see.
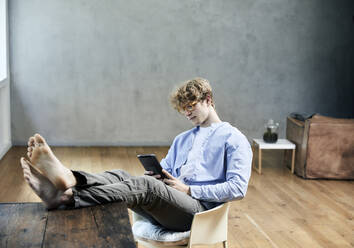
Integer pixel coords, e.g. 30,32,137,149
159,137,178,175
190,140,252,202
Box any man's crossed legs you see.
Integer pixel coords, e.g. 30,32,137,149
20,134,205,231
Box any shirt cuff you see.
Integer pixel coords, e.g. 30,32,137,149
189,185,202,199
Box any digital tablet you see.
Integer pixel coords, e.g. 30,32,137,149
137,154,166,179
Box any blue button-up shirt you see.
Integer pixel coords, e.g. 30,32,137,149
160,122,252,209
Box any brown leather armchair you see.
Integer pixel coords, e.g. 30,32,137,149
286,114,354,179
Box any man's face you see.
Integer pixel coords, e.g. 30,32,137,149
182,100,210,126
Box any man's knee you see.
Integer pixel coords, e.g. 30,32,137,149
106,169,131,179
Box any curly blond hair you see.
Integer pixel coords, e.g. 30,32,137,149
170,78,214,112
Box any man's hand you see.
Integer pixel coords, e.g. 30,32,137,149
144,171,162,180
162,169,191,195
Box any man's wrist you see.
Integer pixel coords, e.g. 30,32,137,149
187,186,191,195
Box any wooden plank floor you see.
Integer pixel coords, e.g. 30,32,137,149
0,146,353,248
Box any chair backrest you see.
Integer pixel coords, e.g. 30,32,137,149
188,202,230,247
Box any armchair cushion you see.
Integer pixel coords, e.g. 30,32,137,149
132,213,190,245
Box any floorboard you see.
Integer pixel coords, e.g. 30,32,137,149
0,146,353,248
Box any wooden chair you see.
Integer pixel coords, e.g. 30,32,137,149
132,202,230,248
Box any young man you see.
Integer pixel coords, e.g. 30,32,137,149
20,78,252,231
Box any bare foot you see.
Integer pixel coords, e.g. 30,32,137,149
21,157,71,209
27,134,76,190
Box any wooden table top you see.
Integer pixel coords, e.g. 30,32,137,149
0,202,136,248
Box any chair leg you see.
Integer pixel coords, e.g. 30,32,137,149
223,241,228,248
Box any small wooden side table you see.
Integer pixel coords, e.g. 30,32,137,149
252,138,296,174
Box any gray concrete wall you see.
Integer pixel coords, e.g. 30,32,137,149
9,0,354,146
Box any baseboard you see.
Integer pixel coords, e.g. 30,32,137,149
0,142,12,160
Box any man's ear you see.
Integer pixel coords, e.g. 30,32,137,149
206,95,212,106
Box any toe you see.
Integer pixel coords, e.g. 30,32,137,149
28,137,35,147
27,152,31,158
21,157,29,168
34,134,46,145
20,157,26,165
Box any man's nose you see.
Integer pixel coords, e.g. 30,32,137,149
185,110,192,116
